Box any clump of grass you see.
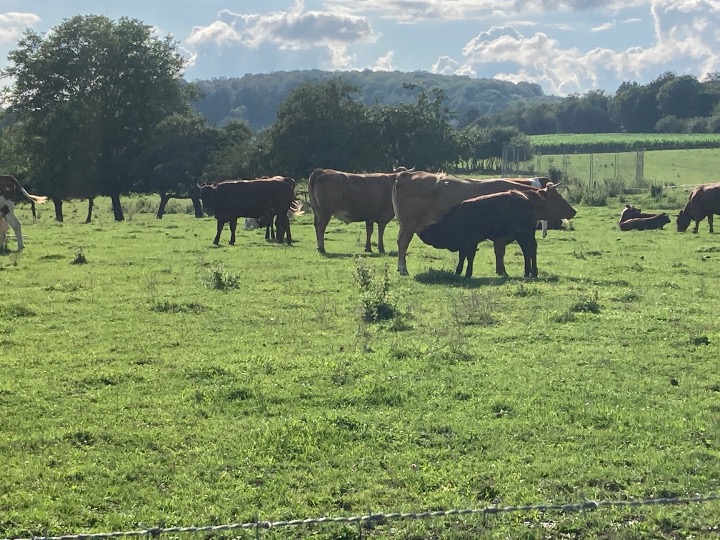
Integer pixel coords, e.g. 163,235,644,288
71,248,87,265
451,291,496,326
354,258,396,322
152,300,206,314
204,265,240,290
570,291,601,313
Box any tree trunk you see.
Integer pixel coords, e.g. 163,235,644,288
111,193,124,221
53,198,64,222
191,193,204,218
85,198,94,223
157,193,171,219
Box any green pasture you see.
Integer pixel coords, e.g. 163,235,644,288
2,191,720,539
520,148,720,195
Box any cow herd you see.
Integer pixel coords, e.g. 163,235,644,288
2,172,720,280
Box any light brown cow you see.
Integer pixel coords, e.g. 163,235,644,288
0,175,47,251
677,183,720,233
308,168,401,254
392,170,554,275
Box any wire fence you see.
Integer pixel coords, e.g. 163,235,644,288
5,493,720,540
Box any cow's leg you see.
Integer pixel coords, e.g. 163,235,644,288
396,226,414,275
364,221,374,253
708,214,714,233
277,215,291,244
228,218,237,245
540,220,548,238
518,233,538,278
377,221,387,254
493,241,508,277
314,212,330,253
0,217,8,250
464,244,478,278
4,209,24,251
455,252,465,275
693,219,700,233
213,219,224,245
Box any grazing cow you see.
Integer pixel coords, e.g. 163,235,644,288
677,183,720,233
199,176,302,245
308,168,403,254
0,175,47,251
418,184,576,278
392,170,560,275
619,213,671,231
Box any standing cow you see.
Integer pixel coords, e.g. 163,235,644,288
0,175,47,251
392,170,556,275
199,176,302,245
418,184,576,278
677,183,720,233
308,168,402,254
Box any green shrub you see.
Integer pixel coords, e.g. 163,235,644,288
204,265,240,290
354,257,397,322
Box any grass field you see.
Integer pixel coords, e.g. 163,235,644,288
2,187,720,539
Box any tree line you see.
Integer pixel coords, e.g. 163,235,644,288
2,15,719,222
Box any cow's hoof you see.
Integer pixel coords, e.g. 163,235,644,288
318,247,326,254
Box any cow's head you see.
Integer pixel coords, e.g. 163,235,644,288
620,204,642,222
535,183,577,221
198,183,218,216
658,213,671,227
676,209,691,232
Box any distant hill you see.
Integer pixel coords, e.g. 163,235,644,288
190,69,560,131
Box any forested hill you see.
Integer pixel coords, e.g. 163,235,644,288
190,69,560,130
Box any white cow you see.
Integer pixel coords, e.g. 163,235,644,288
0,175,47,251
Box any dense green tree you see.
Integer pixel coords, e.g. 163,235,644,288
133,111,217,218
201,121,260,182
371,84,461,170
265,78,380,178
2,15,189,221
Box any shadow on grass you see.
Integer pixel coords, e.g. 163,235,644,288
319,251,391,259
414,268,560,288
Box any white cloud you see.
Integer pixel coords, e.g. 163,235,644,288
373,51,396,71
187,0,375,50
0,12,41,44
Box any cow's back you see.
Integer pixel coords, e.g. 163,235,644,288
690,183,720,214
393,170,537,233
309,168,395,222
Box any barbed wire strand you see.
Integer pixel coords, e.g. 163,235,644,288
5,493,720,540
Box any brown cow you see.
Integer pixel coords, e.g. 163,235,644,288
619,213,671,231
418,184,576,278
199,176,302,245
0,175,47,251
392,170,559,275
308,168,403,254
677,183,720,233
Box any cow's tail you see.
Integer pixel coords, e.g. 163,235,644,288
13,177,49,205
308,168,324,213
289,199,305,217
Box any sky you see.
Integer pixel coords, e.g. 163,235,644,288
1,0,720,97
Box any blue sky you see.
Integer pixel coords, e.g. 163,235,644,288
2,0,720,96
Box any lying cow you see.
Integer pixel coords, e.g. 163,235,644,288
308,167,405,254
418,184,576,278
619,213,671,231
199,176,302,245
0,175,47,251
677,183,720,233
619,204,654,224
392,170,558,275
